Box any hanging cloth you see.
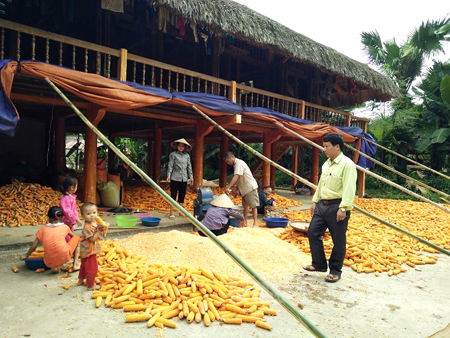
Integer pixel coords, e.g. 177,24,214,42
101,0,124,13
190,23,199,43
159,7,170,33
177,17,186,36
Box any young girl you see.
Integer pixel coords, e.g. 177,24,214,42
60,176,83,242
22,207,81,273
77,202,106,290
166,138,194,219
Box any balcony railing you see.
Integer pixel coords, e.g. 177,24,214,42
0,19,368,131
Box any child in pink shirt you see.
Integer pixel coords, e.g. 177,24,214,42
59,176,83,242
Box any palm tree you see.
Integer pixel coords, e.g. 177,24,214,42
361,16,450,95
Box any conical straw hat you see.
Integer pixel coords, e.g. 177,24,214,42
210,194,235,208
171,138,192,151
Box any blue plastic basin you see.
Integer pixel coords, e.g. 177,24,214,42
141,217,161,227
263,217,290,228
24,258,49,271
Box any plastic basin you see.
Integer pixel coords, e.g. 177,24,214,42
24,258,49,271
134,213,153,220
141,217,161,227
115,215,139,227
229,218,240,227
263,217,290,228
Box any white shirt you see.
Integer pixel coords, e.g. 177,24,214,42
233,158,258,196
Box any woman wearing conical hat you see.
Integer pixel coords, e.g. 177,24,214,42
197,194,245,237
167,138,193,219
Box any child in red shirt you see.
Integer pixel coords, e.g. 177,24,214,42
77,203,106,290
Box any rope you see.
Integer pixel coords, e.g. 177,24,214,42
362,136,450,181
45,78,327,338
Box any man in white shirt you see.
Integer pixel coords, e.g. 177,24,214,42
224,152,259,227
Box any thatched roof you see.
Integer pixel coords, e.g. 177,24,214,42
152,0,400,100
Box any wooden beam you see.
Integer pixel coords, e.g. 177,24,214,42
270,142,277,189
54,117,66,174
105,107,195,124
84,105,105,203
262,133,271,187
219,134,229,187
153,125,162,183
310,147,320,196
117,48,128,81
147,138,153,178
11,93,89,109
291,145,298,189
333,82,346,95
213,114,241,126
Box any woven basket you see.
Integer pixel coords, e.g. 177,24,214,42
264,206,286,218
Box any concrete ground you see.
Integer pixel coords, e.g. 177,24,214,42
1,189,449,338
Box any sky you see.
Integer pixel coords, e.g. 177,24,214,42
232,0,450,118
232,0,450,68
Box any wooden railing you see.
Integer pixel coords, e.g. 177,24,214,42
0,19,368,131
0,19,120,78
127,53,230,97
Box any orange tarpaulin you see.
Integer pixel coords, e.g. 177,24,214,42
0,60,357,144
2,61,170,110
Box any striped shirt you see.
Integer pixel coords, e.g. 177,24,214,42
167,151,193,182
80,222,102,258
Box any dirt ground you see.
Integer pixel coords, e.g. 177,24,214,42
1,227,449,338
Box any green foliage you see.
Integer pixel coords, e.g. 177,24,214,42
364,172,449,203
361,16,450,97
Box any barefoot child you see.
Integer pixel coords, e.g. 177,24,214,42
77,203,107,290
60,176,83,242
22,207,81,273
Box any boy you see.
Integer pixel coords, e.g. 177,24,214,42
77,203,105,290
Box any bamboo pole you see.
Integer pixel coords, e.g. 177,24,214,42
191,106,450,256
362,136,450,181
345,144,450,199
45,78,327,338
271,121,450,214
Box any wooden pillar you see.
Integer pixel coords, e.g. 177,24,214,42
299,100,306,119
353,138,365,198
310,146,320,196
117,48,127,81
54,117,66,174
262,134,271,187
290,145,299,189
153,125,162,183
194,123,214,188
219,134,229,187
147,138,153,177
84,106,105,203
107,134,115,171
228,81,237,103
270,142,277,189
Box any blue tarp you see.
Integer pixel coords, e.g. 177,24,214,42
0,59,19,137
0,59,377,169
172,92,243,115
116,80,173,99
243,107,315,124
337,127,376,168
